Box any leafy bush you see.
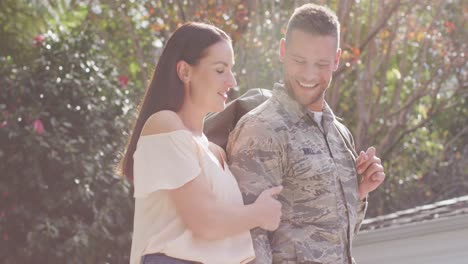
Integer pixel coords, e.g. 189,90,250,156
0,26,133,263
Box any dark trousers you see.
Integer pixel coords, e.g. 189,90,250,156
142,253,201,264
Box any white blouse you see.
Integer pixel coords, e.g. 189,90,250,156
130,130,255,264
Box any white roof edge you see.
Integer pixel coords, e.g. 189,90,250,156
354,213,468,246
362,195,468,225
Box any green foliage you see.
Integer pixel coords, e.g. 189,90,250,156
0,26,133,263
300,0,467,216
0,0,48,63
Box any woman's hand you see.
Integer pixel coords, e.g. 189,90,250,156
253,186,283,231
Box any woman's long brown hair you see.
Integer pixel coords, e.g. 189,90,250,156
118,22,231,180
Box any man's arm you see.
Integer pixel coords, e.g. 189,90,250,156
355,197,368,234
227,120,284,264
336,122,369,234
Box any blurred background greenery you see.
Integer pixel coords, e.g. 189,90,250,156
0,0,466,263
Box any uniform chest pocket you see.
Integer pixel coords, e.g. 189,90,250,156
288,146,336,180
287,147,340,224
288,151,336,199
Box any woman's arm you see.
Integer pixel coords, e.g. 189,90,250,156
170,174,282,241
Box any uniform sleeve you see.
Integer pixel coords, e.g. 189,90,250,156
344,124,368,234
344,124,368,235
227,120,284,264
335,120,368,234
133,130,201,198
355,198,368,234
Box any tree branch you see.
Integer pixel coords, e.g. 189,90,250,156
334,0,401,77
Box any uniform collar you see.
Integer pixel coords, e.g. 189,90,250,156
272,82,336,127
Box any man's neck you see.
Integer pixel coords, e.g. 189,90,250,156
307,101,324,112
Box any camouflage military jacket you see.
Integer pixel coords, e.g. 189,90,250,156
227,83,367,264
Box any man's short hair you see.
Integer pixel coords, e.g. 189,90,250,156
285,3,340,47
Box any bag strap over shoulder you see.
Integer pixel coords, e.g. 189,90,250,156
204,88,271,150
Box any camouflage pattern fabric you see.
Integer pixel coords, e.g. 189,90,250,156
204,88,272,150
227,83,367,264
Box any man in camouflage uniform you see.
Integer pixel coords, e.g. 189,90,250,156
227,4,385,264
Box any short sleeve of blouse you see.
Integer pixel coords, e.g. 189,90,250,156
133,130,201,198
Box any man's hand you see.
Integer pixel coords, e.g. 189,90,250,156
356,146,385,200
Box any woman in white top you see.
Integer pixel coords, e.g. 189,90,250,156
119,22,283,264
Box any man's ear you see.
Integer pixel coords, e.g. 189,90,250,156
279,38,286,63
333,48,342,71
176,60,191,83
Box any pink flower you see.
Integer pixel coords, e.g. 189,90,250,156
3,233,8,241
0,111,9,128
444,21,456,33
33,119,45,135
118,75,129,87
33,34,45,47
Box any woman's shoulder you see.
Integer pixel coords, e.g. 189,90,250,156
141,110,187,136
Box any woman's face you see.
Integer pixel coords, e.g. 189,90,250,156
185,40,237,113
